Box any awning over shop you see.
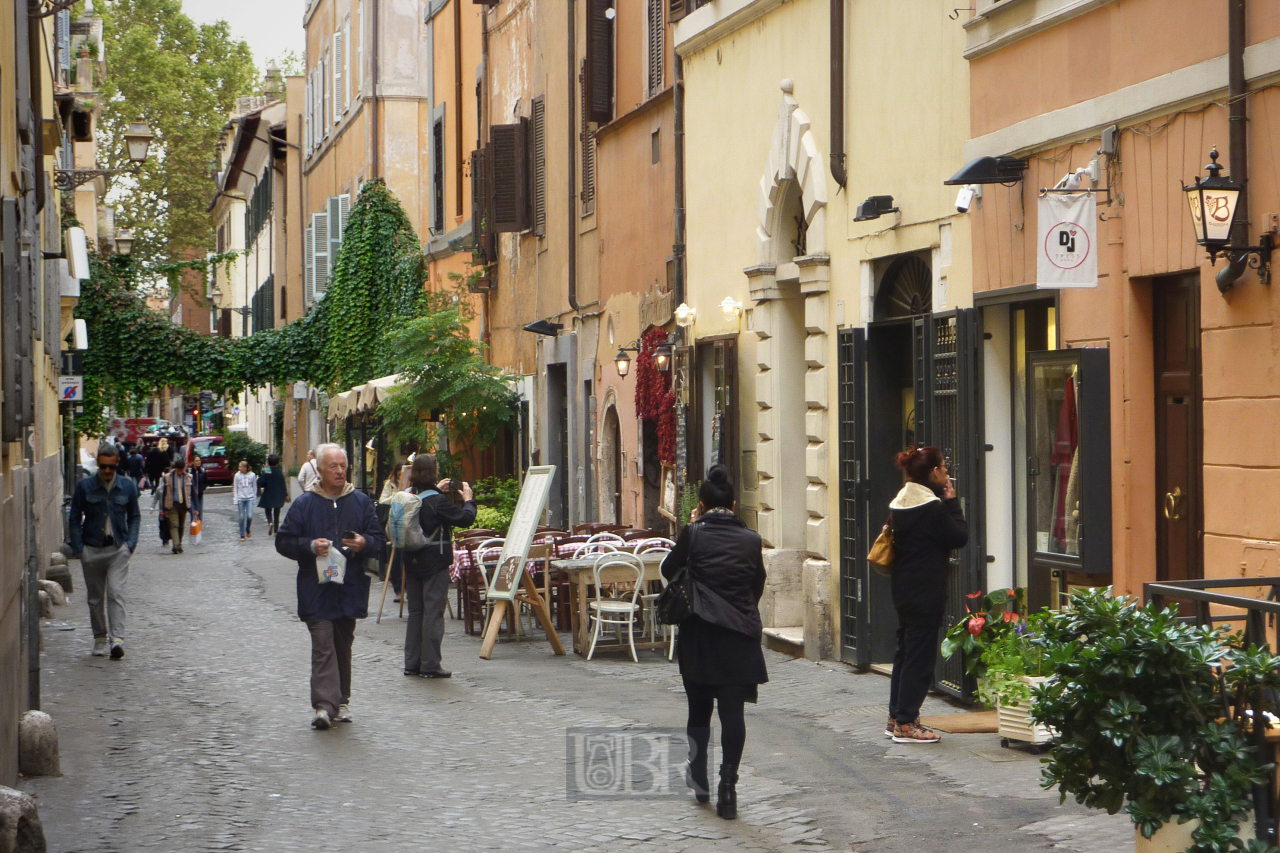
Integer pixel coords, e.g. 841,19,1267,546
327,373,407,421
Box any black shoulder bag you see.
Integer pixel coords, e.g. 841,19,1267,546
655,524,699,625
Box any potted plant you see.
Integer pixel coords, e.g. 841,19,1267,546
1031,587,1280,853
942,588,1053,745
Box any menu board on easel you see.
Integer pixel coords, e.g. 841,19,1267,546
486,465,555,602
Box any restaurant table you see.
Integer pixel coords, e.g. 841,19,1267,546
551,551,669,657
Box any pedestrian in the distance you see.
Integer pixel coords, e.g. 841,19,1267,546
275,443,386,729
661,464,767,820
189,454,209,523
378,461,408,601
885,445,967,745
144,440,168,494
68,444,140,659
234,460,258,541
298,449,320,494
159,458,194,554
259,454,290,535
127,447,146,483
401,455,475,679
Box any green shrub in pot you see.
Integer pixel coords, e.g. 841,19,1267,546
1031,587,1280,853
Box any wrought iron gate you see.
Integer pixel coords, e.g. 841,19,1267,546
838,329,868,665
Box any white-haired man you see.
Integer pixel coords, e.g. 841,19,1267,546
275,443,386,729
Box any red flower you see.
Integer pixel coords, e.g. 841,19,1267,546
967,615,986,636
1001,611,1020,623
966,591,984,600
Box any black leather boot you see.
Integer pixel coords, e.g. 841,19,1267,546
686,727,710,803
716,763,738,820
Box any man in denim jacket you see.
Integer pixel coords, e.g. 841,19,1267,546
69,444,141,659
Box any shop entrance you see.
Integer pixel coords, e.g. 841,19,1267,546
837,254,983,696
1153,274,1203,584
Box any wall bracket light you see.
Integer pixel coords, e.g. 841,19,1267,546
54,117,154,191
1182,147,1276,291
522,319,564,336
614,334,674,378
853,195,899,222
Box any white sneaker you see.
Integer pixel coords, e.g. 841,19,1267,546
311,709,331,730
335,704,353,723
92,638,108,657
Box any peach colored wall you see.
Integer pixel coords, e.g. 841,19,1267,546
969,75,1280,594
968,2,1280,139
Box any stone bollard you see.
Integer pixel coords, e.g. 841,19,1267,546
36,580,65,608
0,786,46,853
36,591,52,621
44,554,72,594
17,712,59,779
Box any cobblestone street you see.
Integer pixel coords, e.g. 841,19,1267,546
21,491,1134,852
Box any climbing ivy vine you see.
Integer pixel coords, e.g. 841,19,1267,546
74,179,512,453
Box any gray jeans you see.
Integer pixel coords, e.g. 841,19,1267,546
404,569,450,674
82,543,131,640
307,618,355,716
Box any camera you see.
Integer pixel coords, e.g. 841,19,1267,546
955,183,981,213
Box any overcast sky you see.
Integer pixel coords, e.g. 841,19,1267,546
182,0,305,72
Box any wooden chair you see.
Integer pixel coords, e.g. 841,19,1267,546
619,528,658,541
572,522,624,536
461,538,504,635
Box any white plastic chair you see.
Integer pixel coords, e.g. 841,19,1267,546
586,551,645,661
469,538,505,635
634,541,676,659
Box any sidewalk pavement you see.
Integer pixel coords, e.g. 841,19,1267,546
20,491,1136,852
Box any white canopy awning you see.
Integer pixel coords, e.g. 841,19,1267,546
327,373,408,421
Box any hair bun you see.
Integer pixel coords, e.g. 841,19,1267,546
706,464,730,485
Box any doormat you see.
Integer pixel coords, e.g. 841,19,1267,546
918,710,998,733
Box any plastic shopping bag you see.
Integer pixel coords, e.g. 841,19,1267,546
318,545,346,585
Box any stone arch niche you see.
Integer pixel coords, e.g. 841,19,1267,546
597,391,623,525
742,80,833,659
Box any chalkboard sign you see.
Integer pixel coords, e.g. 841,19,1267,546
486,465,556,602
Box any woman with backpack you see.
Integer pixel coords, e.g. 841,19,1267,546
401,455,475,678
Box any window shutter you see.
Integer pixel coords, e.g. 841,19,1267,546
305,76,313,153
312,212,330,298
580,62,596,213
328,196,343,262
669,0,687,23
471,148,496,262
531,97,546,236
343,23,352,110
333,32,344,120
490,121,530,232
305,225,314,306
585,0,614,124
339,194,351,232
648,0,664,95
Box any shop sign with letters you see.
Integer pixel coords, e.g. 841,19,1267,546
1037,192,1098,288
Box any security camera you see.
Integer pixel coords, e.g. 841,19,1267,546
955,184,982,213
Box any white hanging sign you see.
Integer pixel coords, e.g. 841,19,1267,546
1037,192,1098,288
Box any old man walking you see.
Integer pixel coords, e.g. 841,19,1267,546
275,443,386,729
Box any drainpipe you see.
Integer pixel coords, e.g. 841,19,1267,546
674,52,686,308
371,0,380,179
567,0,578,312
454,0,464,218
829,0,846,190
1218,0,1250,291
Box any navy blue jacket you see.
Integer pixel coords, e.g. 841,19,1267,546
69,473,141,555
275,486,386,622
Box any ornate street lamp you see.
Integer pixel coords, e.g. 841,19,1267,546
54,117,154,191
1183,147,1275,289
114,230,134,257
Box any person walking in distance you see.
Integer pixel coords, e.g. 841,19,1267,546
144,439,168,493
68,444,141,659
234,460,258,541
160,458,194,554
275,443,386,729
401,455,475,678
297,449,320,494
661,464,767,820
126,446,146,483
885,445,967,744
189,454,209,524
258,454,290,535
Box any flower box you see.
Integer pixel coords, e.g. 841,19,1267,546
997,675,1054,747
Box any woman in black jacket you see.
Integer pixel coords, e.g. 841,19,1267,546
402,455,475,678
886,445,968,744
661,464,767,820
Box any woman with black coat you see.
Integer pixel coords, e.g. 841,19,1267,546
401,454,475,678
885,445,968,744
661,464,767,820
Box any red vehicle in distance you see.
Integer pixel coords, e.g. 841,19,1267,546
185,436,233,485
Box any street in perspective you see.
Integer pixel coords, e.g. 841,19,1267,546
18,489,1134,852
